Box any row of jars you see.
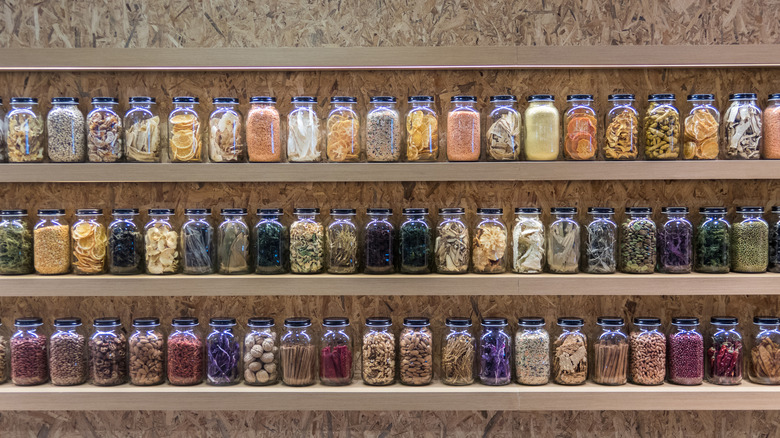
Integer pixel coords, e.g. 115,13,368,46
2,205,779,275
2,93,779,163
1,314,775,387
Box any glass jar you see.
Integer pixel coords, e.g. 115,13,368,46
440,317,475,386
485,95,521,161
643,93,681,160
88,317,128,386
667,317,704,385
592,317,628,385
629,317,666,385
764,94,780,159
287,96,322,162
326,209,358,274
731,206,768,273
124,96,161,162
47,97,85,162
128,317,165,386
246,96,282,162
405,95,438,162
619,207,656,274
167,317,204,386
707,317,743,385
472,208,507,274
5,97,44,162
547,207,580,274
564,94,597,160
658,207,693,273
11,317,48,385
281,317,317,386
289,208,324,274
511,208,545,274
326,96,361,162
364,208,395,274
320,317,353,386
583,207,617,274
604,94,639,160
725,93,762,159
253,208,288,274
683,94,720,159
108,208,142,275
695,207,730,273
362,317,395,386
49,317,87,386
181,208,215,275
244,317,279,386
206,318,241,386
771,206,780,273
553,317,587,385
217,208,250,275
446,95,480,161
144,209,179,275
33,209,70,275
435,207,469,274
209,97,244,163
400,208,432,274
399,317,433,386
479,317,512,386
87,97,123,162
524,94,560,160
0,319,9,384
365,96,401,162
168,97,203,162
515,317,549,385
749,316,780,384
0,209,33,275
0,98,5,162
71,208,107,275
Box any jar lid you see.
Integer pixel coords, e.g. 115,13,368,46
93,317,121,327
250,96,276,103
754,316,780,325
365,317,392,327
557,317,584,327
588,207,614,214
11,97,37,104
54,317,82,327
527,94,554,102
518,317,545,326
330,208,356,215
149,208,175,215
439,207,465,214
672,317,699,325
38,209,65,215
551,207,577,214
597,317,624,326
687,94,715,101
331,96,357,103
662,207,688,214
322,317,349,327
257,208,283,215
367,208,392,214
292,96,316,103
729,93,757,100
293,208,320,214
0,209,27,216
769,94,780,101
700,207,727,214
403,208,428,215
221,208,247,215
481,317,508,327
172,317,198,326
477,208,502,214
213,97,238,104
489,95,517,102
451,95,476,102
711,316,738,325
15,317,43,326
248,317,275,327
648,93,675,101
608,94,635,101
370,96,397,103
408,95,434,103
185,208,211,215
76,208,103,215
133,317,160,327
515,207,541,214
403,317,430,327
92,97,118,104
625,207,652,214
737,206,764,213
633,317,661,325
173,96,199,104
129,96,156,104
445,317,472,327
284,317,312,327
567,94,593,101
51,97,79,104
210,317,237,326
112,208,139,215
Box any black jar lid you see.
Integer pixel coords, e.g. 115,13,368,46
172,317,198,326
76,208,103,215
133,317,161,327
688,94,715,101
15,317,43,326
365,317,392,327
446,317,472,327
439,207,465,214
737,206,764,213
403,208,429,215
221,208,247,215
250,96,277,103
367,208,392,214
403,317,430,327
408,95,434,103
567,94,593,101
527,94,554,102
331,96,357,103
51,97,79,104
11,97,38,104
185,208,211,215
557,317,584,327
112,208,139,215
293,208,320,214
672,317,699,325
451,95,476,102
700,207,727,214
248,317,275,327
711,316,738,325
754,316,780,325
370,96,397,103
608,94,635,101
210,317,237,326
515,207,541,214
597,317,624,326
92,97,118,104
322,317,349,327
648,93,675,101
633,317,661,325
662,207,688,214
213,97,238,104
481,317,508,327
291,96,316,103
38,209,65,215
258,208,283,215
490,95,517,102
285,317,312,327
729,93,757,100
129,96,156,104
330,208,356,215
93,317,121,327
769,94,780,101
625,207,652,214
173,96,199,104
148,208,175,215
518,317,545,327
551,207,577,214
54,317,82,327
588,207,614,214
0,209,27,216
477,208,502,214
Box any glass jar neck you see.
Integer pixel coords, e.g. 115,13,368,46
627,213,651,219
440,213,465,221
331,214,355,222
53,326,80,333
149,214,172,221
221,214,246,221
756,324,780,332
636,324,661,332
712,323,738,332
740,212,763,219
133,325,160,331
11,103,35,110
112,214,137,220
691,100,715,107
210,325,236,333
214,103,237,110
589,213,613,220
520,325,545,333
251,102,276,109
478,213,502,220
174,103,197,110
172,325,199,333
453,101,476,109
483,325,507,331
93,325,120,332
93,103,117,111
552,213,575,220
403,214,427,221
703,213,727,220
731,99,757,105
15,325,42,333
131,103,153,110
665,213,687,220
410,102,432,110
293,102,315,109
295,213,318,221
650,99,674,106
368,214,391,221
528,101,554,108
611,99,634,107
2,215,26,221
599,326,624,334
76,214,100,221
673,324,699,332
560,326,583,333
568,100,592,108
185,214,210,221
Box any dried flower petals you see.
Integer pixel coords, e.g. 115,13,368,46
472,224,506,273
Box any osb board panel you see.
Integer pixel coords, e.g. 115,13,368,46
0,0,770,48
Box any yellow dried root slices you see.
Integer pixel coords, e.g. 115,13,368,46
169,114,202,162
683,110,719,159
406,110,438,161
144,225,179,274
72,222,107,274
326,114,360,162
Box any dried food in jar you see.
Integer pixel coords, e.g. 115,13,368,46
547,213,580,274
441,329,475,386
765,96,780,159
644,102,680,159
89,325,128,386
287,107,321,162
218,216,249,274
620,211,656,274
108,219,142,275
725,97,762,159
487,112,521,160
472,222,507,273
362,325,395,386
209,111,243,162
170,114,202,162
244,325,279,386
658,208,693,274
406,109,438,161
731,218,768,273
0,336,7,383
695,209,730,273
126,116,161,162
207,322,241,385
605,110,638,159
436,215,469,274
553,332,587,385
246,101,281,162
326,218,358,274
128,323,165,386
366,104,401,162
399,323,432,385
145,224,179,274
629,327,666,385
751,337,780,384
515,324,550,385
182,213,214,275
289,218,324,274
7,112,44,162
34,224,70,275
49,324,87,386
72,220,107,275
11,334,47,385
327,112,360,162
254,213,287,274
400,212,432,274
167,330,204,386
594,337,628,385
0,219,32,275
364,210,395,274
446,98,480,161
479,320,512,386
708,339,743,384
683,108,719,159
512,212,545,274
87,109,122,162
47,101,85,162
564,109,597,160
668,320,704,385
584,210,617,274
320,344,352,385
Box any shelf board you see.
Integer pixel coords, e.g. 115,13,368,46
2,161,779,183
2,45,780,71
0,273,776,297
0,381,774,411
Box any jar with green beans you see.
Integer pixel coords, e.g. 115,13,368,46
731,206,768,273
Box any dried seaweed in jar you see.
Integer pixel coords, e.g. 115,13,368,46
254,218,287,274
0,221,32,275
472,223,507,274
512,212,545,274
326,220,358,274
289,219,324,274
547,218,580,274
584,215,616,274
725,98,762,159
400,214,432,274
218,219,249,275
435,217,469,274
487,112,521,161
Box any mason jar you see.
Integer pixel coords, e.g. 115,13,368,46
181,208,215,275
399,317,433,386
128,317,165,386
0,209,33,275
253,208,288,274
695,207,730,273
88,317,128,386
512,207,545,274
629,317,666,385
749,316,780,384
440,317,475,386
0,98,5,162
11,317,48,385
167,317,205,386
246,96,282,162
47,97,85,162
524,94,560,160
479,317,512,386
707,316,743,385
319,317,353,386
683,94,720,159
280,317,317,386
446,95,480,162
362,317,396,386
326,209,358,274
552,317,587,385
658,207,693,273
168,97,203,162
405,96,438,162
144,208,179,275
124,96,161,162
287,96,322,162
472,208,507,274
485,95,521,161
583,207,617,274
364,208,395,274
289,208,324,274
643,94,680,160
764,94,780,159
400,208,432,274
604,94,639,160
435,207,469,274
243,317,279,386
206,318,241,386
563,94,597,160
547,207,580,274
5,97,44,162
667,317,704,385
217,208,250,275
326,96,361,162
731,206,768,273
619,207,656,274
592,317,628,385
87,97,123,162
71,208,107,275
33,209,70,275
48,317,87,386
515,317,549,385
209,97,244,163
365,96,401,162
724,93,762,159
108,208,142,275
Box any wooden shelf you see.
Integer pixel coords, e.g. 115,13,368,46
0,381,774,411
2,161,779,183
0,273,776,297
2,45,780,71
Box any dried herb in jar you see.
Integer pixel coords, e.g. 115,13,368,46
695,211,730,273
479,322,512,386
553,332,587,385
584,211,616,274
289,212,324,274
658,208,693,273
207,323,241,385
472,210,507,274
0,222,32,275
218,218,249,274
435,209,469,274
441,332,475,386
751,337,780,384
547,219,580,273
400,211,432,274
515,325,550,385
769,210,780,273
512,211,545,274
327,211,358,274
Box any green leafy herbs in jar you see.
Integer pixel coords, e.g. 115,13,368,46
0,210,33,275
731,206,768,273
400,208,433,274
619,207,656,274
695,207,730,273
289,208,324,274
